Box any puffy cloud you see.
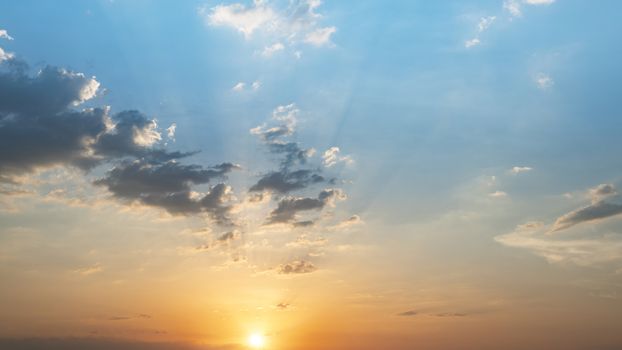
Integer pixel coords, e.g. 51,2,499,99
0,46,13,62
201,1,276,38
0,29,13,40
260,42,284,57
589,184,617,202
322,147,353,167
505,0,555,17
251,80,261,90
277,260,317,274
232,82,245,91
166,123,176,141
304,26,336,47
266,188,345,224
250,169,324,193
504,0,522,17
94,160,238,222
201,0,337,56
535,73,554,89
464,38,481,48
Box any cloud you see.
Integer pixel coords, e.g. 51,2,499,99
166,123,176,141
73,263,103,276
304,26,336,47
525,0,555,4
260,42,284,57
322,147,353,167
0,29,13,40
505,0,555,17
489,190,507,198
510,166,532,174
496,221,622,266
108,314,152,321
95,160,238,222
250,169,324,194
201,0,336,56
398,310,418,316
202,1,276,38
252,80,261,90
232,82,245,91
266,188,344,224
250,104,327,195
551,200,622,233
464,38,481,48
277,260,317,274
465,16,495,49
535,73,554,89
331,214,363,230
589,183,617,202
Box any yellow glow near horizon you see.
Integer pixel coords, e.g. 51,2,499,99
247,332,266,348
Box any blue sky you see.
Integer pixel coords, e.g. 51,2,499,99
2,1,622,349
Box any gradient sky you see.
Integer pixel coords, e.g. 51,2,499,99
1,1,622,349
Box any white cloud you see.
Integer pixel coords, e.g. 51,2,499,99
465,38,481,48
201,1,276,39
0,29,13,41
505,0,556,17
304,26,336,47
465,16,495,49
535,73,554,89
478,16,496,32
495,221,622,267
525,0,555,5
252,80,261,90
166,123,176,140
510,166,533,174
232,82,246,91
504,0,522,17
322,147,353,167
201,0,336,56
261,42,284,57
0,47,14,62
489,190,508,198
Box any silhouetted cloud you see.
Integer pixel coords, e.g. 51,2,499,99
249,169,324,194
95,160,238,223
266,189,344,224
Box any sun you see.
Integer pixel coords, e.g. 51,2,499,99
247,332,266,348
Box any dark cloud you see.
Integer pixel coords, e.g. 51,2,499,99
435,312,467,317
0,61,196,176
552,199,622,232
108,314,152,321
276,302,290,309
0,65,99,116
0,338,239,350
266,189,344,224
277,260,316,274
249,169,324,194
95,160,238,223
397,310,418,316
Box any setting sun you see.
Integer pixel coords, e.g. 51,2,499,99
247,332,266,348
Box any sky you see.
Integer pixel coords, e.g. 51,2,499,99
1,0,622,349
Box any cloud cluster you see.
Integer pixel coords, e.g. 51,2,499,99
496,184,622,267
267,188,345,225
465,16,496,48
0,50,241,225
200,0,337,57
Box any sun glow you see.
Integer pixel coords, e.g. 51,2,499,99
247,332,266,348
